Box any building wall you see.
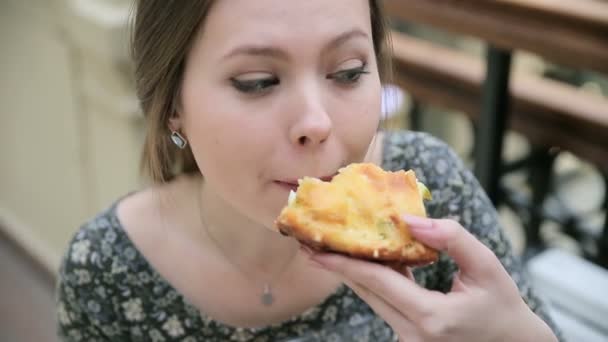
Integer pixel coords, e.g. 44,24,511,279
0,0,142,272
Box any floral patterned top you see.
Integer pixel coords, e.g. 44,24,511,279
56,130,563,341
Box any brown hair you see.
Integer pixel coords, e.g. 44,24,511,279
131,0,393,184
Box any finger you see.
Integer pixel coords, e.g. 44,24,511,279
343,279,421,341
400,266,415,282
310,252,438,319
403,215,504,284
387,262,415,282
450,270,467,292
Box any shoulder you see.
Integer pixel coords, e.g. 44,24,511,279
56,199,143,299
57,194,183,340
56,204,132,339
59,205,123,279
382,130,495,229
57,192,165,295
382,129,469,187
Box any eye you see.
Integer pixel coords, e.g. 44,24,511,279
327,61,370,85
230,73,280,94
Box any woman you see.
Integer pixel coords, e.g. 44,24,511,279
56,0,561,341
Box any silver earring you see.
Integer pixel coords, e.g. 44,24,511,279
170,131,188,149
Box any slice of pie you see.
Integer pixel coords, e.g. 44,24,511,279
275,163,438,266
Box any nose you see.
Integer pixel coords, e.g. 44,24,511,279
288,87,332,148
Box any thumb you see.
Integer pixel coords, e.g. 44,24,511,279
403,215,504,284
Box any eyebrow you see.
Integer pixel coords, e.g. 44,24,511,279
222,28,370,60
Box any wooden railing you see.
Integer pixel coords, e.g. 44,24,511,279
390,32,608,170
384,0,608,74
384,0,608,266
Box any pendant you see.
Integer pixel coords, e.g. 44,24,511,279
261,284,274,306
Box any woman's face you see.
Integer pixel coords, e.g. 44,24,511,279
179,0,382,228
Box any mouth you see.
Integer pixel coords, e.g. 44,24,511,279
274,172,339,191
274,181,300,192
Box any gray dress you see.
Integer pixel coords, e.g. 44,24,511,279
56,130,563,341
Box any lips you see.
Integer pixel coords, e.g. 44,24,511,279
275,172,339,191
319,174,336,182
274,181,299,192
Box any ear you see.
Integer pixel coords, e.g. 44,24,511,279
169,91,185,132
168,115,181,133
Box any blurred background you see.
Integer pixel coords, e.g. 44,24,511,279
1,0,607,341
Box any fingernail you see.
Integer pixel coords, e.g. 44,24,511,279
402,215,433,229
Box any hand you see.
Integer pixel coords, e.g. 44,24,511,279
306,215,557,342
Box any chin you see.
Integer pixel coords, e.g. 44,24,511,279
238,194,286,231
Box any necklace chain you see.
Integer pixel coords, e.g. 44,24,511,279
196,179,297,306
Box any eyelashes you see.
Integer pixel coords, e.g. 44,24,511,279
230,76,280,94
230,62,370,95
326,63,370,84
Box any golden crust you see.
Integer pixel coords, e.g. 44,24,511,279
275,163,438,266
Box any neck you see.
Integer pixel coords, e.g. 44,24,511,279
196,176,300,277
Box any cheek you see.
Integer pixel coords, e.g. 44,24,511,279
187,121,268,210
188,122,281,228
182,106,281,221
182,85,275,167
336,82,382,151
188,116,272,178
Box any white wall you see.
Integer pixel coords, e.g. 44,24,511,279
0,0,142,272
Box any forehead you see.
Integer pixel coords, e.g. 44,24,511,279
199,0,372,51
